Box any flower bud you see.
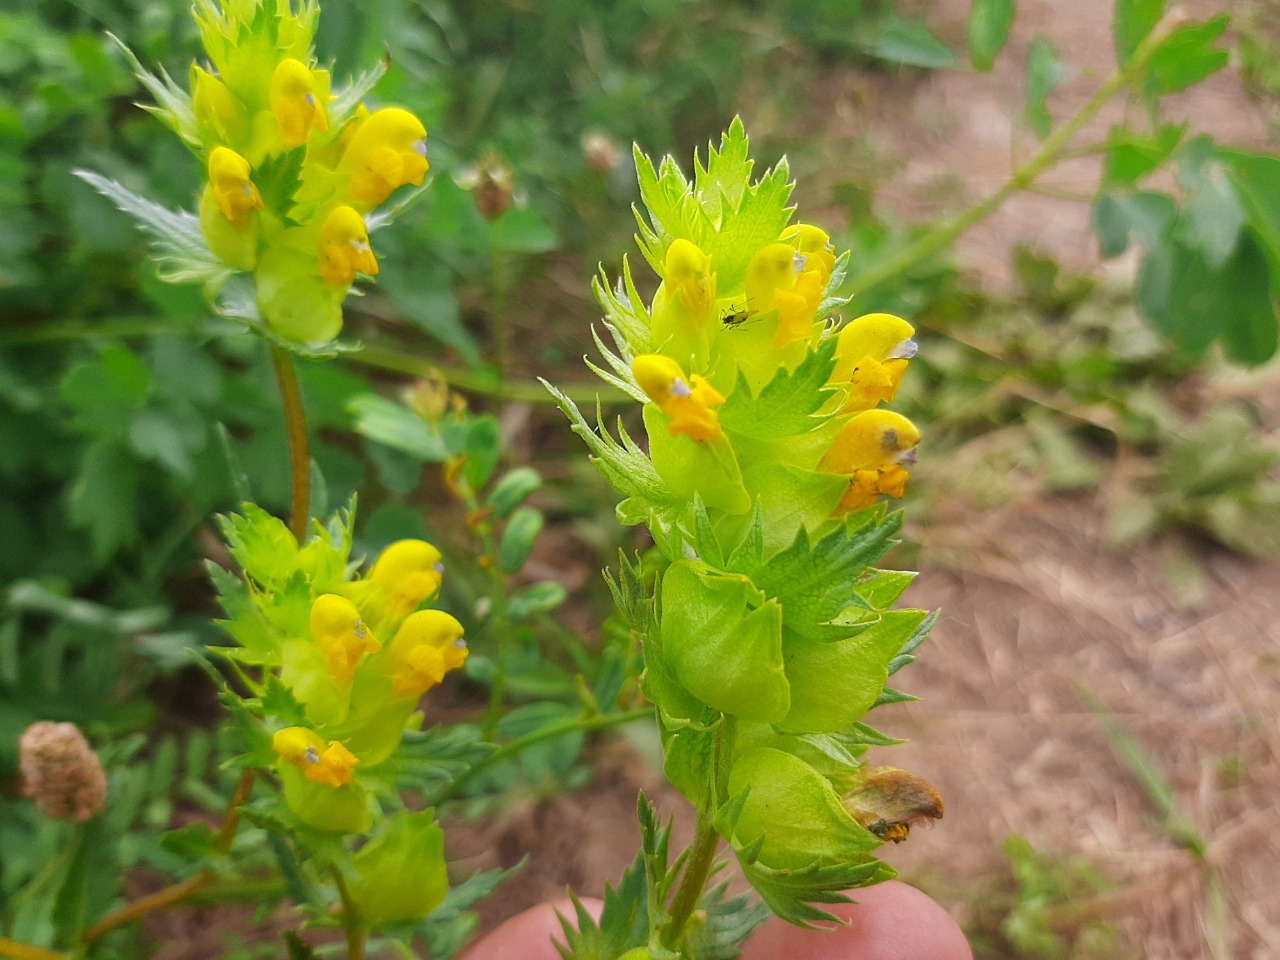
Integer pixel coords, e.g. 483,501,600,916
19,722,107,822
368,539,445,620
458,152,515,221
582,130,624,174
270,58,330,147
347,811,448,926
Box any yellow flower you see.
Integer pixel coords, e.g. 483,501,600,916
192,66,245,147
781,223,836,287
206,146,263,226
339,107,429,208
273,727,360,788
831,313,918,412
664,239,715,318
631,354,726,443
819,409,921,513
270,58,329,148
368,539,445,621
744,241,824,347
388,610,468,700
310,593,380,684
317,206,378,286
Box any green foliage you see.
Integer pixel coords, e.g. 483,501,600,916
1025,37,1065,139
997,836,1119,960
968,0,1016,71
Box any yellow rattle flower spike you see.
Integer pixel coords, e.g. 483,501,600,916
270,58,329,148
340,107,429,208
273,727,360,788
207,146,264,226
819,409,921,514
310,593,380,684
318,206,379,286
631,354,726,443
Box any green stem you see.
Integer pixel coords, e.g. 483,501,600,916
660,807,720,949
330,865,365,960
0,939,68,960
0,317,618,406
491,229,511,379
352,346,615,406
432,708,652,804
660,717,735,949
80,770,255,945
842,16,1178,303
269,344,311,543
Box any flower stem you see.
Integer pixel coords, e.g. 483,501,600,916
81,770,255,945
842,14,1180,303
432,708,652,804
269,344,311,542
330,865,365,960
660,807,721,949
660,716,735,949
0,940,68,960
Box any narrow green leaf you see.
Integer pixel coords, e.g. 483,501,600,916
1219,233,1280,365
72,170,231,286
1113,0,1165,66
968,0,1016,71
865,18,956,69
1221,150,1280,297
485,467,542,518
347,394,447,461
507,581,567,622
1026,36,1065,139
1102,123,1185,188
498,506,544,573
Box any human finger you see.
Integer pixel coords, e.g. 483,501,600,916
741,880,971,960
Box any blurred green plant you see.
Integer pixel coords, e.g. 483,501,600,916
848,0,1280,366
960,835,1122,960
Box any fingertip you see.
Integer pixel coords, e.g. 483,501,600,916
457,897,605,960
741,881,972,960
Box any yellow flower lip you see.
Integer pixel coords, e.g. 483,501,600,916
273,727,360,788
389,609,468,699
631,354,726,443
207,146,263,226
310,593,380,684
318,206,378,286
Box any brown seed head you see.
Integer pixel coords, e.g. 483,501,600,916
19,721,108,822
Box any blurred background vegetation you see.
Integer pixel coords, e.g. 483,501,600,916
2,1,1278,957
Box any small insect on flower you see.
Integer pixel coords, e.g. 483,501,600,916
718,300,751,327
842,765,944,844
